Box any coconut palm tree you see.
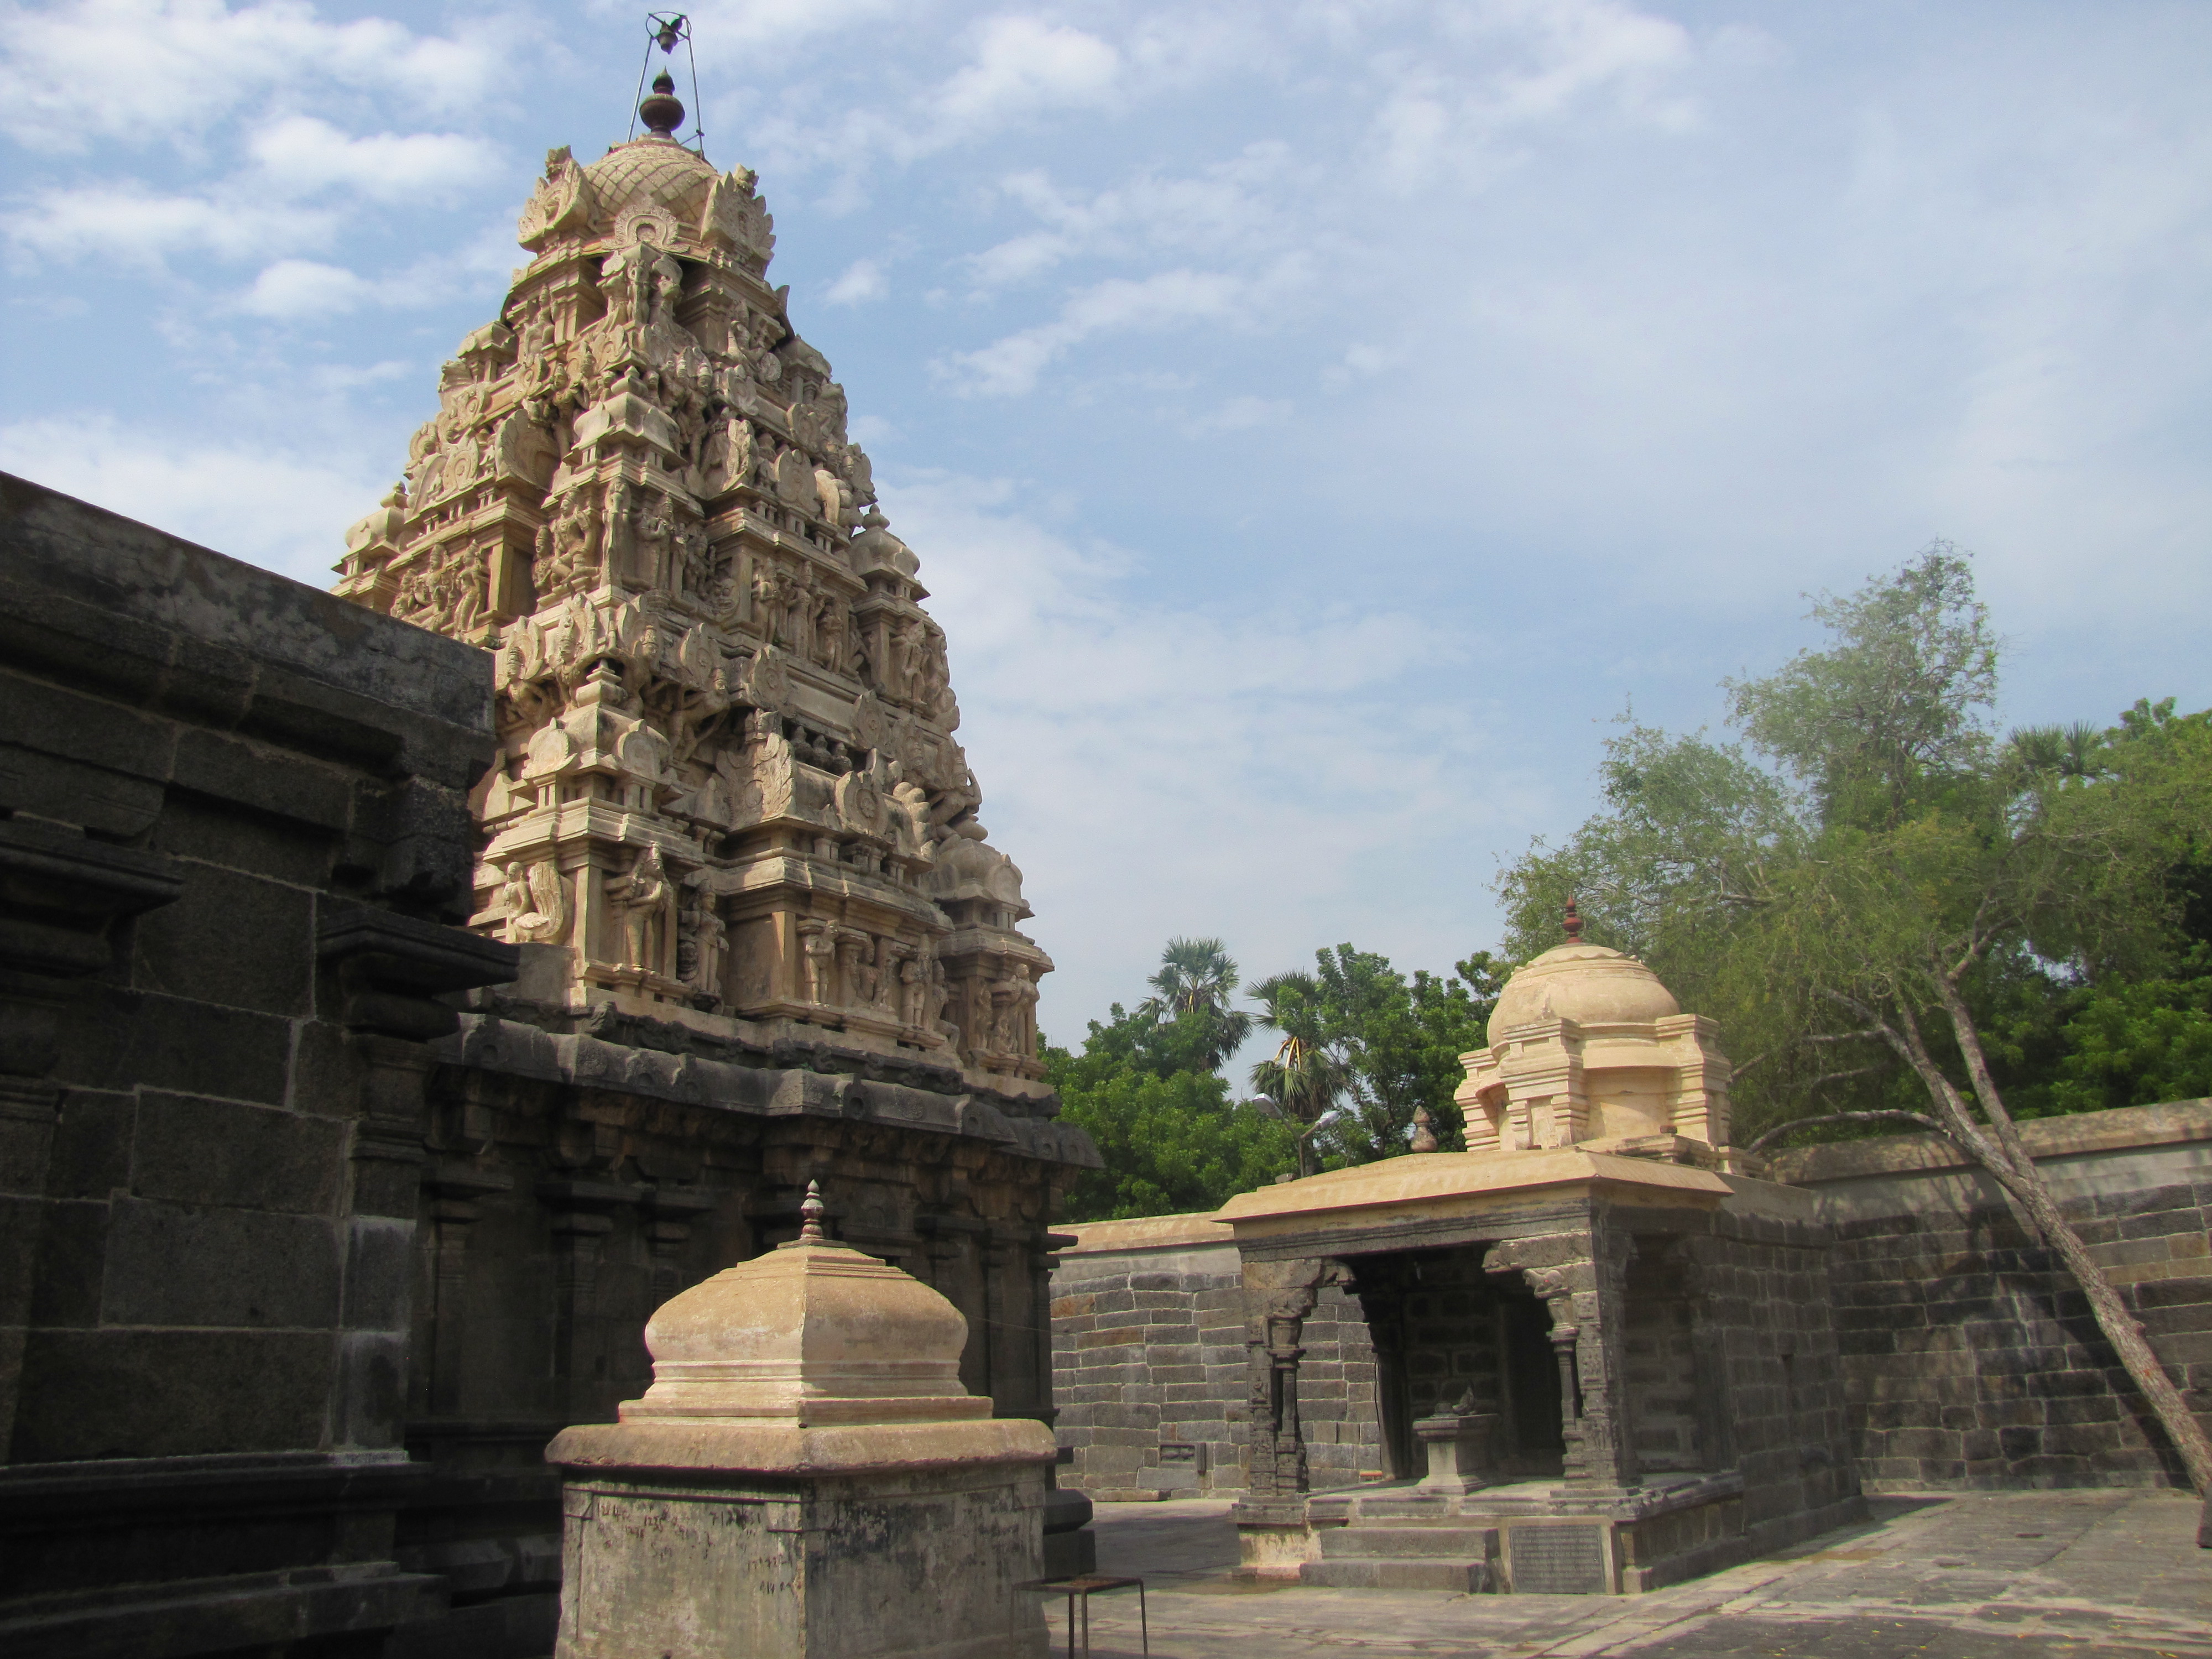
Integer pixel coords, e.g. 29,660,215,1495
1136,936,1255,1071
1248,969,1349,1177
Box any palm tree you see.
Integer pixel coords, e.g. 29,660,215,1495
1248,969,1349,1177
1136,937,1254,1071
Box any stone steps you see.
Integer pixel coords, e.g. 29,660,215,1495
1320,1526,1501,1559
1300,1558,1494,1592
1299,1524,1500,1592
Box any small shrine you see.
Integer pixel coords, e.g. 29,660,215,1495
1212,910,1862,1594
1458,902,1732,1159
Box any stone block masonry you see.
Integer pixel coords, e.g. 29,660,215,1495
1773,1098,2212,1490
0,473,520,1659
1048,1214,1384,1500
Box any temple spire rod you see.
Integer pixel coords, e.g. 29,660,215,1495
627,12,705,154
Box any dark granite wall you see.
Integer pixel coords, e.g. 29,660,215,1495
0,474,1100,1659
0,472,518,1659
1798,1131,2212,1490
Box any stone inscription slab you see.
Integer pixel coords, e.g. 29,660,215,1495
1509,1524,1608,1594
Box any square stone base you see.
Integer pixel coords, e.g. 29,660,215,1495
556,1462,1048,1659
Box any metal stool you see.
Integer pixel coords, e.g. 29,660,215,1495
1018,1573,1147,1657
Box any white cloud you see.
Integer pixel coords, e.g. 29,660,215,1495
1366,0,1699,190
237,257,374,316
0,414,380,583
685,0,896,55
964,144,1296,290
881,470,1521,1040
940,265,1288,397
0,0,505,152
932,16,1120,133
3,181,336,265
245,116,499,205
826,256,888,304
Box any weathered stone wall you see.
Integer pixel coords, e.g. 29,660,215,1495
1048,1216,1248,1498
1044,1217,1385,1499
0,473,519,1658
1774,1099,2212,1491
1299,1281,1389,1490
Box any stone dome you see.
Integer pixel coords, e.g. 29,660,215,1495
1486,940,1681,1046
583,135,718,241
623,1192,987,1426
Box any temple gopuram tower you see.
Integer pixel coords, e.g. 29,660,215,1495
336,75,1048,1092
326,62,1097,1650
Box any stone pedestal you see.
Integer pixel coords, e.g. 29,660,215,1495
546,1185,1055,1658
1414,1408,1498,1494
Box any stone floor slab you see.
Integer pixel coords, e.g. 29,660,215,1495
1057,1493,2211,1659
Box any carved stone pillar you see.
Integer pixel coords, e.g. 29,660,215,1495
318,910,518,1449
1578,1226,1640,1492
1240,1258,1327,1508
980,1230,1011,1416
1033,1230,1077,1433
0,820,181,1455
1485,1225,1640,1493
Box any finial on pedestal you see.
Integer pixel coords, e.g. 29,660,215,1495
1410,1105,1439,1154
797,1179,826,1243
1563,898,1584,943
639,70,685,136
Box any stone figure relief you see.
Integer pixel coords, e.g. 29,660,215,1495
611,844,679,975
799,919,833,1004
497,859,570,945
899,953,928,1028
679,886,727,1004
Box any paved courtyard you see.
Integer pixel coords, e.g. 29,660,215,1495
1060,1491,2212,1659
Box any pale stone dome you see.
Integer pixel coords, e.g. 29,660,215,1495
583,134,718,237
626,1189,986,1426
1486,940,1680,1045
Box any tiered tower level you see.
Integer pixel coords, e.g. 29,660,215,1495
336,113,1049,1096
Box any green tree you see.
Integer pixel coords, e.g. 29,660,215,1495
1250,947,1502,1173
1049,941,1295,1220
1248,969,1351,1177
1049,1062,1296,1220
1496,545,2212,1490
1135,936,1255,1071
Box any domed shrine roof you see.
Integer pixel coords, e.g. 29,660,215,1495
1486,903,1680,1045
583,135,719,227
625,1184,987,1426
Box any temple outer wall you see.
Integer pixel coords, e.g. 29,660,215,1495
1050,1098,2212,1505
1770,1098,2212,1490
1047,1215,1385,1501
0,474,519,1658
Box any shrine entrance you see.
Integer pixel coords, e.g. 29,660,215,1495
1349,1245,1565,1485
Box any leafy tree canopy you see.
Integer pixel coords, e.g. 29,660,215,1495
1051,939,1499,1218
1495,546,2212,1144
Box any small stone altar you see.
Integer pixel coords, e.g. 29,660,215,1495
1215,909,1863,1594
547,1183,1054,1658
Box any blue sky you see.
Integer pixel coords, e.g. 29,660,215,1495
5,0,2210,1052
